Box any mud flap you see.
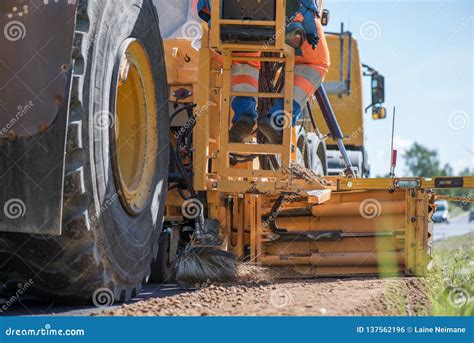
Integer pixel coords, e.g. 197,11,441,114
0,1,77,235
0,71,72,235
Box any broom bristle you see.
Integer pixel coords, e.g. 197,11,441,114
176,250,237,287
236,263,275,284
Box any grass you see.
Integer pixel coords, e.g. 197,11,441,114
425,233,473,316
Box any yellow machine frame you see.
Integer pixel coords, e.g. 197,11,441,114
163,0,474,278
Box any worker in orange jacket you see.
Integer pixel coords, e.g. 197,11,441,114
197,0,330,143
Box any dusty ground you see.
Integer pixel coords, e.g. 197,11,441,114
99,277,431,316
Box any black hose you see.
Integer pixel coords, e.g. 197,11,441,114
263,196,288,235
262,195,343,242
315,86,344,140
230,153,258,165
172,105,198,200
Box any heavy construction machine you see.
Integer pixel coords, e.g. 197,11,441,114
160,1,384,178
0,0,472,303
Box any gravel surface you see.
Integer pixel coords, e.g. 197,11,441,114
99,277,431,316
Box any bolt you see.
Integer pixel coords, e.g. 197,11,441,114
54,95,64,105
7,130,17,141
38,122,48,133
61,64,69,72
411,217,417,223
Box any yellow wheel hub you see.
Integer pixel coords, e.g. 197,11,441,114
113,39,158,214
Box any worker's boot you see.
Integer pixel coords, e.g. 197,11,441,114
229,115,255,143
257,116,283,144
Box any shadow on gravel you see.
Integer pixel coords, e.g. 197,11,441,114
0,283,189,316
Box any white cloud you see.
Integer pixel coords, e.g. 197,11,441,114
393,136,414,152
452,159,473,174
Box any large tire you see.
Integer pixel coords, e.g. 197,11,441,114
0,0,169,302
298,132,325,176
149,230,175,284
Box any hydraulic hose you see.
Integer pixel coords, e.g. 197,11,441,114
315,85,355,175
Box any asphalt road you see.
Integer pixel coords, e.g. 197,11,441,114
0,283,188,317
432,212,473,241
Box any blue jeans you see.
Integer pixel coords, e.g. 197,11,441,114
232,97,302,126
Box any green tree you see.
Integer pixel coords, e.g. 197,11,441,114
404,144,473,213
459,167,473,177
403,142,449,177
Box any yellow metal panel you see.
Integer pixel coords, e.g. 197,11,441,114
274,215,406,232
338,176,474,191
313,35,364,148
226,143,286,155
193,28,213,190
282,45,295,170
210,0,220,49
219,19,277,26
217,53,233,178
163,39,199,86
266,238,402,255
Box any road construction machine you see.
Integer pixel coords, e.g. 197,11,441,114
0,0,472,303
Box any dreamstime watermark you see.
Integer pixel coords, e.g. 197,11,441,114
447,287,472,308
92,287,115,308
3,2,76,42
359,21,382,41
269,288,292,308
448,111,471,131
359,198,382,219
0,101,34,137
263,193,299,227
43,0,78,5
194,278,213,290
181,21,203,40
349,126,364,141
3,20,26,41
174,101,212,139
449,193,474,218
0,279,34,313
447,16,473,45
90,190,122,222
181,198,204,219
93,110,117,132
5,324,85,337
3,198,26,220
3,5,29,42
263,14,297,50
269,110,292,132
86,14,120,51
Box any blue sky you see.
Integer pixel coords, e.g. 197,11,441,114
325,0,473,176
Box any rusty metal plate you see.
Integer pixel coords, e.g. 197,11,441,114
0,0,77,138
0,0,77,235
